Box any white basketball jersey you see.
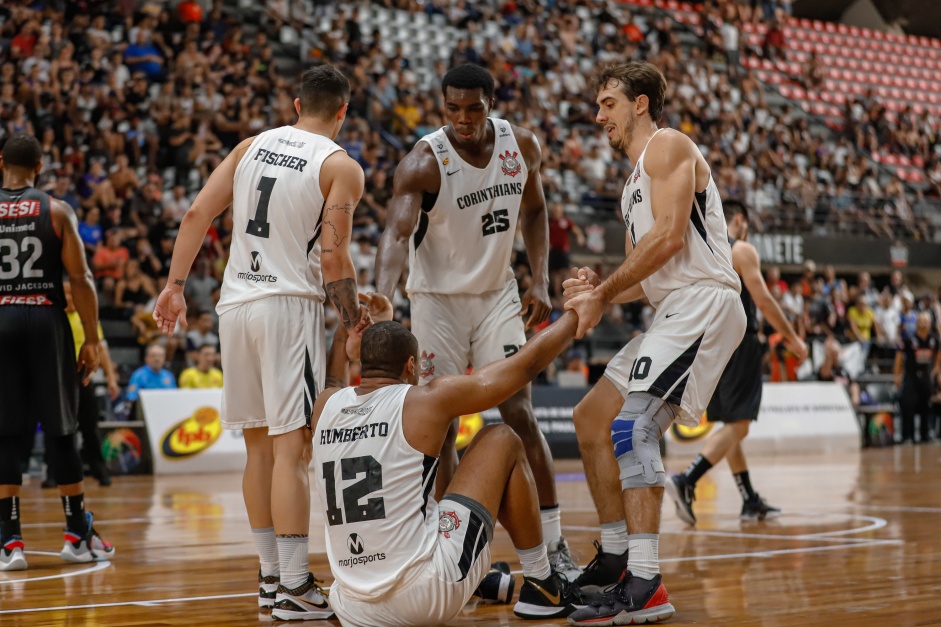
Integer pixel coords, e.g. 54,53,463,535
315,385,439,601
217,126,344,315
621,129,739,308
407,118,527,295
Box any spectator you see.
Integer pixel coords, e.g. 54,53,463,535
762,20,786,61
847,294,880,357
78,206,104,256
92,229,130,298
548,202,585,296
126,343,177,402
184,259,218,314
114,259,156,314
185,310,220,366
178,344,224,389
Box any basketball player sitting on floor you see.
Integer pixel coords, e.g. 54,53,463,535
310,294,585,626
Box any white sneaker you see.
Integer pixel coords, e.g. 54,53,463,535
0,537,27,571
271,572,334,621
60,512,115,563
258,570,279,608
548,536,582,582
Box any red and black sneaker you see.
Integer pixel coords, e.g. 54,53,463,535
0,536,27,571
567,570,674,626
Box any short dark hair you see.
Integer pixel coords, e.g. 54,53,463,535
593,62,668,121
441,64,495,100
360,321,419,379
298,64,350,119
1,133,42,169
199,343,217,352
722,198,749,223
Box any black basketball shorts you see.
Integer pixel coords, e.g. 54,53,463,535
706,332,764,423
0,306,78,437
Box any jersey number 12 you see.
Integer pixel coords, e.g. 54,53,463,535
322,456,386,526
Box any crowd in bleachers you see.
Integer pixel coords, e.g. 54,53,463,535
0,0,939,432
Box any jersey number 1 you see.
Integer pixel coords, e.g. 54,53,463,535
246,176,276,238
322,456,386,526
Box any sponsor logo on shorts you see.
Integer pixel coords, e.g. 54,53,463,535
0,200,40,219
438,510,461,538
160,407,223,459
0,294,52,306
419,351,435,379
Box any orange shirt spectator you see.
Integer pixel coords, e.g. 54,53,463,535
92,230,130,280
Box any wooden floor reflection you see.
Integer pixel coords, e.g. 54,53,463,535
2,446,940,626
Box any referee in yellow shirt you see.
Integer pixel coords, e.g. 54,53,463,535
178,344,224,389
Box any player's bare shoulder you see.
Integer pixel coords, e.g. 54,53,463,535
645,128,707,177
393,140,440,195
509,124,542,168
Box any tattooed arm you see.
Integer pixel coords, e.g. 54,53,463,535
319,151,366,329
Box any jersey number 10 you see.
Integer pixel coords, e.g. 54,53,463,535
322,456,386,526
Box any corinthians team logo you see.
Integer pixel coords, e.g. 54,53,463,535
438,511,461,538
499,150,521,177
419,350,435,379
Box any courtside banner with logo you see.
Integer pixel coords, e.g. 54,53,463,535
139,389,246,474
665,382,859,457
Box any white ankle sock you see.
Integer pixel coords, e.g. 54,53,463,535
517,544,552,581
540,506,562,547
600,520,630,555
627,534,659,580
252,527,279,577
277,535,309,590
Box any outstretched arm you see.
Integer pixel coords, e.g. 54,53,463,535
375,143,438,299
321,152,366,330
516,128,551,330
735,241,808,361
566,130,696,338
53,199,100,384
153,135,255,334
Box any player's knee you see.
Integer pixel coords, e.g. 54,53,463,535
0,436,24,485
475,423,523,455
46,434,84,486
499,397,537,432
573,399,608,443
731,421,751,438
611,392,675,490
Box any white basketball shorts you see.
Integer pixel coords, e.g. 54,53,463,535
218,295,325,435
410,278,527,383
329,494,493,627
605,281,746,426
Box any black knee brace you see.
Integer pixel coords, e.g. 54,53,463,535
45,434,85,486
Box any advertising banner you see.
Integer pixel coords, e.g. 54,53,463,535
139,389,246,474
665,382,860,458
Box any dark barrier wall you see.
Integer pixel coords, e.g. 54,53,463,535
572,223,941,270
480,387,587,458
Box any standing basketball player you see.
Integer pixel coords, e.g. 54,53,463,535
0,134,114,571
375,64,579,579
313,300,584,626
561,62,746,625
665,200,807,525
153,65,365,620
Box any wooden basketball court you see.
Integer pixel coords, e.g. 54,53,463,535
2,446,939,625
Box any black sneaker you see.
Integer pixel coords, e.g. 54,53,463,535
665,474,696,526
740,494,781,521
572,541,628,595
568,571,675,626
473,561,515,604
513,571,585,619
258,570,279,609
